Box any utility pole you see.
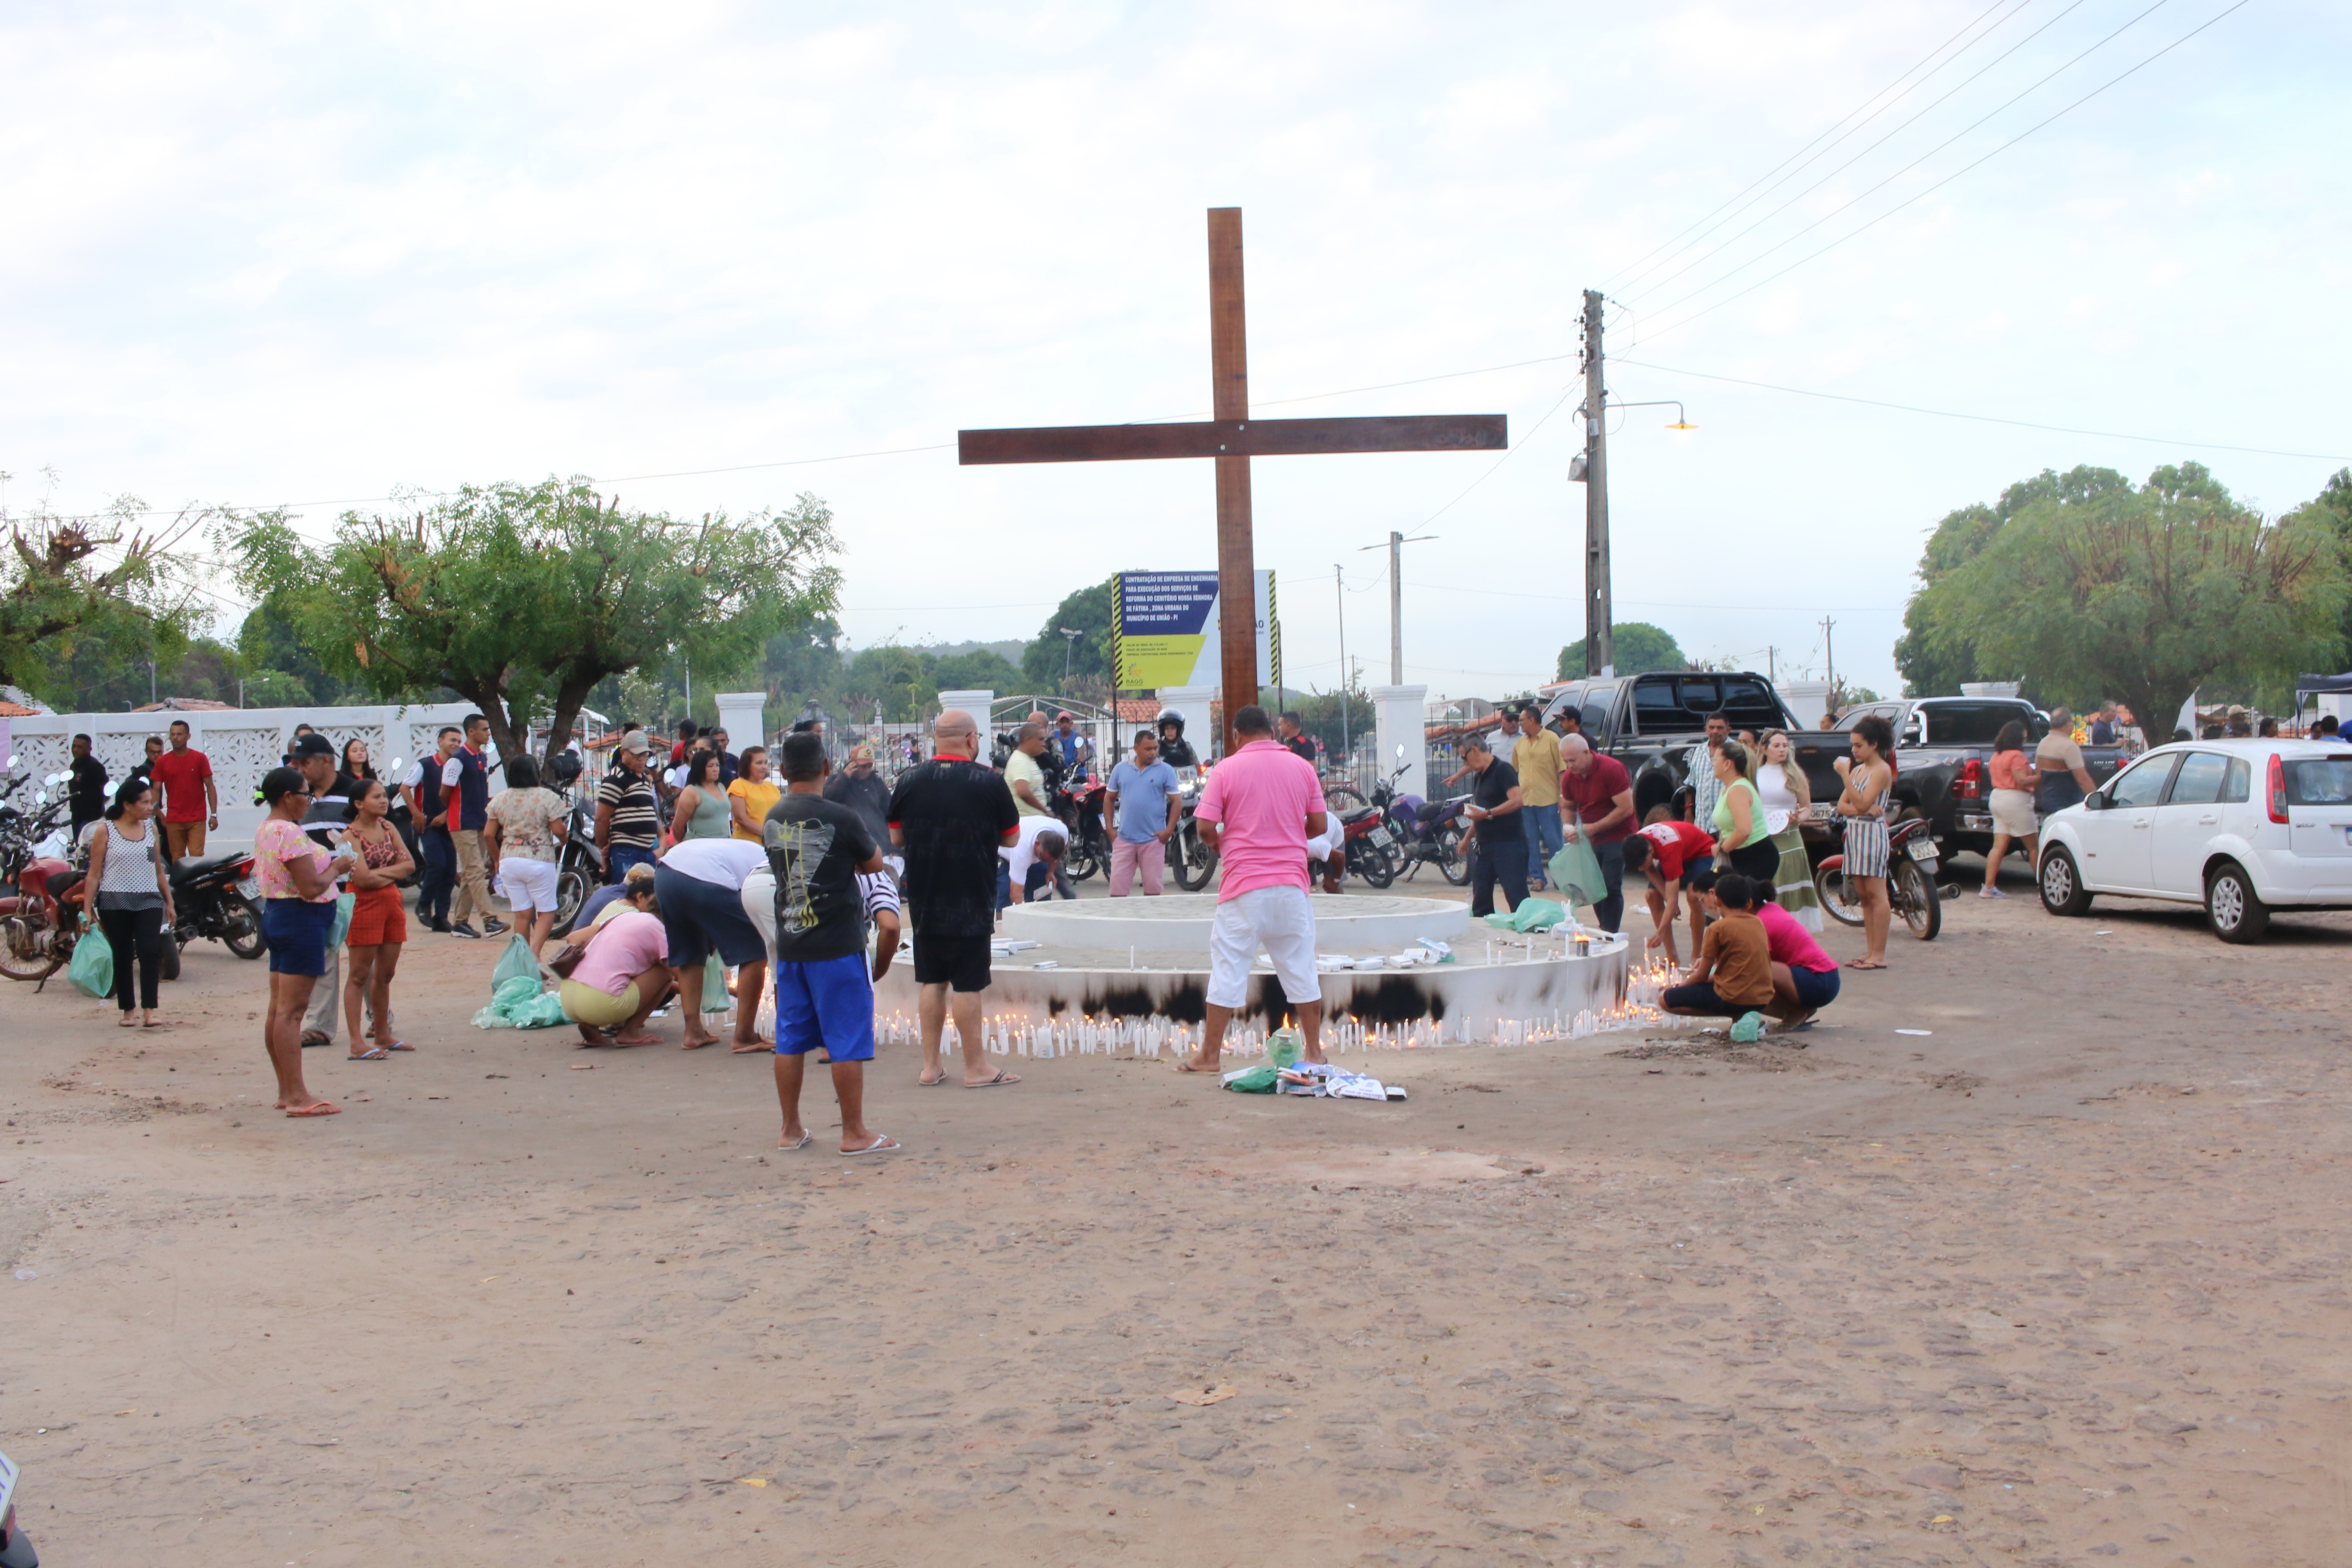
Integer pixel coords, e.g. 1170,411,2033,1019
1357,529,1438,685
1821,618,1837,706
1580,288,1612,678
1766,646,1778,685
1335,563,1350,766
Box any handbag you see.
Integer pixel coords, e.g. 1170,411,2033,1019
546,940,588,980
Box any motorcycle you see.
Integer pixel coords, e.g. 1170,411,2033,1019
549,789,604,937
166,850,267,970
0,777,83,986
1814,812,1942,940
1053,772,1112,882
1167,778,1219,891
1367,764,1469,886
1337,801,1400,888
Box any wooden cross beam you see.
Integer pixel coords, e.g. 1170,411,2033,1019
959,207,1506,751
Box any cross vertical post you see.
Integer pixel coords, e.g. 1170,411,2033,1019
1207,207,1256,753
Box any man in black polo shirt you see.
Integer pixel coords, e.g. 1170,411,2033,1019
1458,735,1527,919
67,734,108,841
886,708,1020,1088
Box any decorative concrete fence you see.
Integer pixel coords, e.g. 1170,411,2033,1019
0,703,479,853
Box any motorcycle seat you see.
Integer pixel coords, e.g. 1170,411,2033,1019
1339,805,1382,825
1414,801,1446,822
170,850,245,883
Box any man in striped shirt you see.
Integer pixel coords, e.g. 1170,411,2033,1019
597,733,662,885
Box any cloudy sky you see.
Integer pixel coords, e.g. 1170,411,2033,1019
4,0,2344,702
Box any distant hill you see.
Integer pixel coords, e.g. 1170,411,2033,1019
902,639,1029,665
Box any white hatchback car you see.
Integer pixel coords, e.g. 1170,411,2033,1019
2038,738,2352,942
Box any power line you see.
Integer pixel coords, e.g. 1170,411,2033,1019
1607,0,2032,293
1644,0,2255,342
1622,0,2097,305
1612,354,2348,462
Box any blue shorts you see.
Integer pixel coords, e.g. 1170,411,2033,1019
261,898,336,976
773,952,876,1062
1789,964,1841,1011
653,863,768,969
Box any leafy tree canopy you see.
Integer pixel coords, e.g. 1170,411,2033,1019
0,496,208,705
1023,577,1116,694
2281,467,2352,674
224,480,840,760
1557,622,1688,680
1914,462,2346,735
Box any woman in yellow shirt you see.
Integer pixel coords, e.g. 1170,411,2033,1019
727,745,781,841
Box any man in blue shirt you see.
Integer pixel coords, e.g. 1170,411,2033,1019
1103,729,1181,897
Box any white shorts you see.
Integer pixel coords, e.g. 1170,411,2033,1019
1206,884,1322,1007
497,855,559,913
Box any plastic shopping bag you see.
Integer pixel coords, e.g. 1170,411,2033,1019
491,933,542,993
473,973,572,1029
1548,838,1608,910
67,934,114,999
326,891,356,951
1484,897,1566,932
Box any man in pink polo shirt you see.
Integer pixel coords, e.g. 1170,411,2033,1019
1177,705,1329,1072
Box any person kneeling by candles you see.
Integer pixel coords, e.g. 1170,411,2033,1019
1659,872,1776,1042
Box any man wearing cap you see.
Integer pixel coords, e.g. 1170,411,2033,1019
290,733,367,1047
1051,711,1089,775
597,731,662,886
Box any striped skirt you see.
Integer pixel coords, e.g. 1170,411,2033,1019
1843,814,1891,879
1769,824,1822,930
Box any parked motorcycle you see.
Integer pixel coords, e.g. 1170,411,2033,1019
166,850,267,968
1367,763,1468,886
1814,812,1943,940
0,776,83,986
1167,778,1219,891
1337,802,1400,888
1053,772,1111,882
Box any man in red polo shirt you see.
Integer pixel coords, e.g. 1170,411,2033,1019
152,719,218,860
1557,733,1634,933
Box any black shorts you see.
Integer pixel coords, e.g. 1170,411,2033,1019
1661,980,1768,1017
912,932,993,992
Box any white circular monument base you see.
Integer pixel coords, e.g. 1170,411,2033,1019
998,890,1470,954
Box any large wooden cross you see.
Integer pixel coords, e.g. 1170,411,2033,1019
959,206,1505,749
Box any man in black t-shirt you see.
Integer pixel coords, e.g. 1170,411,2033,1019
67,734,109,839
1459,736,1527,919
763,733,896,1155
886,708,1021,1089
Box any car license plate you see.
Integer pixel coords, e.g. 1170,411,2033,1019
1959,815,1992,832
1367,827,1393,848
1906,841,1938,866
235,876,261,900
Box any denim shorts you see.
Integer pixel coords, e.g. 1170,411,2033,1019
652,862,767,968
261,898,336,977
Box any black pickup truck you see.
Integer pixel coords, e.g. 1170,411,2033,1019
1537,671,1800,820
1798,696,2129,862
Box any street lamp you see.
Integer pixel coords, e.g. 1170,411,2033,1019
1059,628,1083,690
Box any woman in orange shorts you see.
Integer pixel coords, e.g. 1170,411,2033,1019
341,779,416,1060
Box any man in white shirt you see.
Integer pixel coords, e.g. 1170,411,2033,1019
652,836,771,1054
1686,711,1731,827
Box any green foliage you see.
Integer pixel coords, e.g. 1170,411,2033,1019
2282,468,2352,677
1919,462,2346,743
233,594,359,707
223,480,840,760
0,498,208,704
1022,577,1116,693
1277,677,1372,760
1896,467,2136,695
1557,622,1688,680
55,634,245,712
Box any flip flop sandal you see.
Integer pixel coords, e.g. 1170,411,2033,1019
843,1136,901,1156
780,1133,812,1151
349,1047,389,1060
964,1071,1020,1088
918,1074,948,1086
300,1033,331,1048
1172,1062,1219,1074
285,1100,342,1118
383,1040,415,1050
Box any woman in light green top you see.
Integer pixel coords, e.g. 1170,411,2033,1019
669,749,732,843
1708,740,1781,884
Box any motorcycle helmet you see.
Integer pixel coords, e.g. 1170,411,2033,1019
1156,709,1186,734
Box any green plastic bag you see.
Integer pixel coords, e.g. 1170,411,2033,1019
1484,897,1566,933
490,933,542,992
473,973,572,1029
67,934,113,999
1548,838,1608,909
1222,1064,1279,1094
326,891,356,951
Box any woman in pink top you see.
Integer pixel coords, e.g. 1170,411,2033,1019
555,883,673,1046
1753,883,1840,1030
1980,719,2041,899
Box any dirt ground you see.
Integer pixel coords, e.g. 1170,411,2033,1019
4,861,2350,1568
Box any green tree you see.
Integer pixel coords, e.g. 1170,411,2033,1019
0,499,207,706
933,647,1026,695
2282,467,2352,681
1022,577,1114,694
225,480,840,761
1929,462,2346,743
1557,622,1687,680
234,593,357,708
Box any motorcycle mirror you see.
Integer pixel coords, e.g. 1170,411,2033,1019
1395,743,1406,760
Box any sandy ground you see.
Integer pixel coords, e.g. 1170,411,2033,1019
3,861,2350,1567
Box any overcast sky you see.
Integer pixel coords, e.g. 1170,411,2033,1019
4,0,2344,703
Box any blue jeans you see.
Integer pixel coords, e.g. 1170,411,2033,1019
415,827,454,924
607,843,657,886
1523,802,1564,883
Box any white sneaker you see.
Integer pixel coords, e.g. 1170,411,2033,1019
1977,886,2007,899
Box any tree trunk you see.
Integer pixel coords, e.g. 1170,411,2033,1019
542,675,600,764
2123,682,2194,748
447,675,525,763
